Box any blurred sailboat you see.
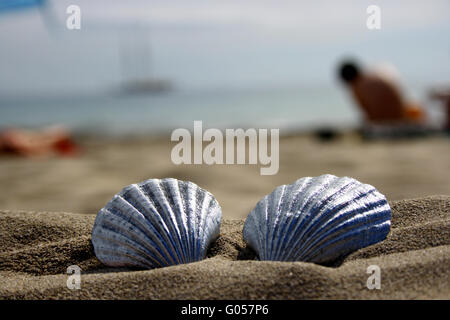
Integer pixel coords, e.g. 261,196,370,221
118,27,172,95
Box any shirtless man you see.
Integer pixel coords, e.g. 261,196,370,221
338,61,425,126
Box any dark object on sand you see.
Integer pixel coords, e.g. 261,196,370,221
360,124,432,140
429,87,450,133
314,128,340,141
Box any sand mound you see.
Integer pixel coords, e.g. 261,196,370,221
0,196,448,299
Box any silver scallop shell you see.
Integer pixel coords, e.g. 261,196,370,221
91,178,222,269
243,174,391,264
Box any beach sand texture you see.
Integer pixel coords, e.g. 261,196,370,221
0,196,448,299
0,134,449,220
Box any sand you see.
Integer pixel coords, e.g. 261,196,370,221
0,196,448,299
0,134,449,220
0,133,449,299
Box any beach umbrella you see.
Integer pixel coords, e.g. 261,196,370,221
0,0,46,12
0,0,59,34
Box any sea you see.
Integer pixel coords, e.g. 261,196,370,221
0,84,441,137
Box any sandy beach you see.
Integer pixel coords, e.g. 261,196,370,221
0,133,449,299
0,196,448,299
0,133,449,219
1,0,449,302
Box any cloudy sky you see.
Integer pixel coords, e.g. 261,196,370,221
0,0,449,96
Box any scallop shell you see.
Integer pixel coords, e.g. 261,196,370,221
243,174,391,264
91,178,222,269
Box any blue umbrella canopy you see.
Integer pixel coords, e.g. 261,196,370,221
0,0,58,34
0,0,46,12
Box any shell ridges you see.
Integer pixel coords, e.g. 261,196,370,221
92,178,222,269
243,174,391,264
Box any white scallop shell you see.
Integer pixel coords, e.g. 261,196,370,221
243,174,391,264
91,178,222,269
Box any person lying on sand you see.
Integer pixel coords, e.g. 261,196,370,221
0,126,78,157
338,60,426,135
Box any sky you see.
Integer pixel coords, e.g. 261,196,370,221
0,0,449,96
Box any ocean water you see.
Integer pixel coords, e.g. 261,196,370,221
0,86,363,136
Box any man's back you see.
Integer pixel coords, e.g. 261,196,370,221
339,61,425,125
351,74,405,123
